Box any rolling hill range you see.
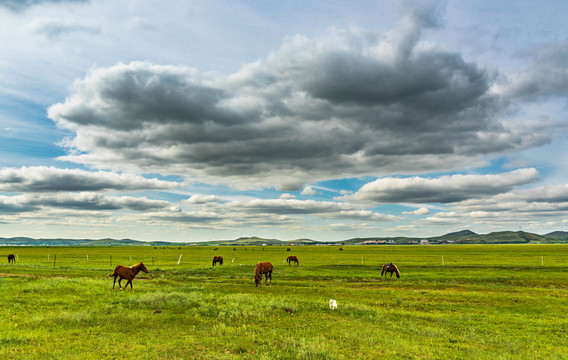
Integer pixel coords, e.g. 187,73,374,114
0,231,567,246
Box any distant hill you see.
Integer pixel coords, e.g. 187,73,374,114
544,231,568,242
0,237,180,247
0,230,567,246
436,230,478,239
287,238,320,245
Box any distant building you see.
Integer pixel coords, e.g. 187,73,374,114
420,239,430,245
361,240,379,244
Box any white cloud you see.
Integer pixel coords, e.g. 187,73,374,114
301,186,316,196
279,193,296,200
340,168,539,204
184,195,220,205
403,207,430,215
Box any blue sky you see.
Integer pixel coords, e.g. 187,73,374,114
1,0,567,242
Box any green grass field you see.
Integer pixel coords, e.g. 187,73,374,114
1,244,567,359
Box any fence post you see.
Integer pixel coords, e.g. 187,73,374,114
87,254,89,263
442,255,444,266
110,255,112,267
541,256,544,266
177,254,182,265
53,254,56,268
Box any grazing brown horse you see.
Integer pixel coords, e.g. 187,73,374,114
286,255,299,266
109,262,149,291
381,263,401,278
8,254,15,263
212,256,223,266
254,262,273,287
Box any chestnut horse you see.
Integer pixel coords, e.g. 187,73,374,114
212,256,223,266
286,255,299,266
8,254,15,263
254,262,273,287
110,262,149,291
381,263,400,278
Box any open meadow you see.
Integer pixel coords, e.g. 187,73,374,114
1,244,567,359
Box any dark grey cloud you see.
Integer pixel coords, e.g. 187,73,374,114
48,9,558,190
455,183,568,213
0,166,181,192
20,193,175,212
0,196,38,213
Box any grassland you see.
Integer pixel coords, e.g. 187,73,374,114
0,244,567,359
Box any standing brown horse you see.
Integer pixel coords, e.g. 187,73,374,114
212,256,223,266
381,263,401,278
109,262,149,291
286,255,299,266
8,254,15,263
254,262,273,287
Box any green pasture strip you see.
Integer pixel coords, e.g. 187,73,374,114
0,244,567,359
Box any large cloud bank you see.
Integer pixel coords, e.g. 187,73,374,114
48,10,555,190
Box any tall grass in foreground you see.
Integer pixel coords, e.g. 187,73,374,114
0,244,567,359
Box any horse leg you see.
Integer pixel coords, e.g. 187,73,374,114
268,271,272,286
118,278,123,290
128,280,133,291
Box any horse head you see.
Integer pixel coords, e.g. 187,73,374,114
139,262,149,273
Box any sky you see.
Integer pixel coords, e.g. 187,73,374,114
1,0,567,242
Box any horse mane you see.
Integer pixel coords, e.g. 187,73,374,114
391,264,400,276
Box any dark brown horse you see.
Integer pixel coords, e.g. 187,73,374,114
286,255,299,266
254,261,273,287
8,254,15,263
212,256,223,266
109,262,149,291
381,263,400,278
